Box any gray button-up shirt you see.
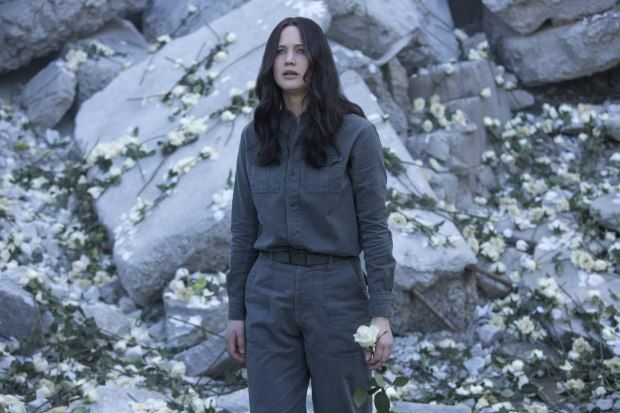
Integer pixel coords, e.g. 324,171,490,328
227,106,397,320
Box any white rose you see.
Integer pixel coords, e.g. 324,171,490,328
225,32,237,43
213,50,228,62
387,212,407,229
353,324,379,348
413,97,425,112
169,361,187,378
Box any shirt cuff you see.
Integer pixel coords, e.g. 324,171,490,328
227,296,246,320
369,292,396,318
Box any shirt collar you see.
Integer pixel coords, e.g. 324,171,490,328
279,104,310,132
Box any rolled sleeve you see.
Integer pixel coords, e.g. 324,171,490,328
227,125,259,320
349,123,397,318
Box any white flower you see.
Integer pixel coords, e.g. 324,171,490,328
213,50,228,62
200,145,218,159
514,316,535,335
474,196,487,205
413,97,425,112
564,378,585,393
572,337,594,354
179,115,208,135
453,28,468,41
527,403,548,413
241,105,253,114
87,186,104,199
157,34,172,44
489,261,506,274
430,234,447,248
422,119,433,132
32,353,49,373
171,156,198,176
429,157,444,172
229,87,243,97
387,212,407,229
212,189,233,208
65,49,88,71
443,63,454,75
516,240,528,251
172,85,187,97
169,361,186,378
610,152,620,163
520,255,537,272
180,92,200,106
246,79,256,90
480,87,492,98
437,338,456,349
604,357,620,373
129,398,172,413
220,110,236,122
451,109,466,126
480,236,505,262
187,4,197,14
468,49,481,60
167,130,184,147
570,250,594,273
353,324,379,349
482,150,495,162
430,102,446,119
226,32,237,43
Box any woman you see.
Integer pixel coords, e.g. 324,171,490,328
226,16,397,413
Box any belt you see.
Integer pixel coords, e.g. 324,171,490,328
262,249,353,266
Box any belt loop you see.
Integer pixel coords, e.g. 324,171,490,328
327,254,333,270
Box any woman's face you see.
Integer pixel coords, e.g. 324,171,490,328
272,25,310,95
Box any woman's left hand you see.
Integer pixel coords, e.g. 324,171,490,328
365,316,392,370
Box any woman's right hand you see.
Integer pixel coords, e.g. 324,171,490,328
226,320,246,363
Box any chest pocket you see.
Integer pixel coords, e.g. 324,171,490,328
247,153,281,194
303,152,344,194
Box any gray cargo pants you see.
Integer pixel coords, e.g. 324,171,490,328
244,251,373,413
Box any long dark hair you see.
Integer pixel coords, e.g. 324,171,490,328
252,16,366,169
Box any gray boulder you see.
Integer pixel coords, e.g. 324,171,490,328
326,0,459,71
484,4,620,86
81,302,132,337
64,17,150,105
392,401,471,413
0,278,40,341
164,290,228,349
67,384,167,413
482,0,617,35
142,0,250,41
603,103,620,142
0,0,142,74
590,193,620,233
174,329,241,377
19,60,76,130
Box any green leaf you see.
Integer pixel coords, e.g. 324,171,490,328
374,390,390,413
191,276,207,294
353,387,368,407
520,383,538,395
393,376,409,387
375,373,386,387
500,388,514,398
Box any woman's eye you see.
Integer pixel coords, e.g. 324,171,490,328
297,48,305,53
